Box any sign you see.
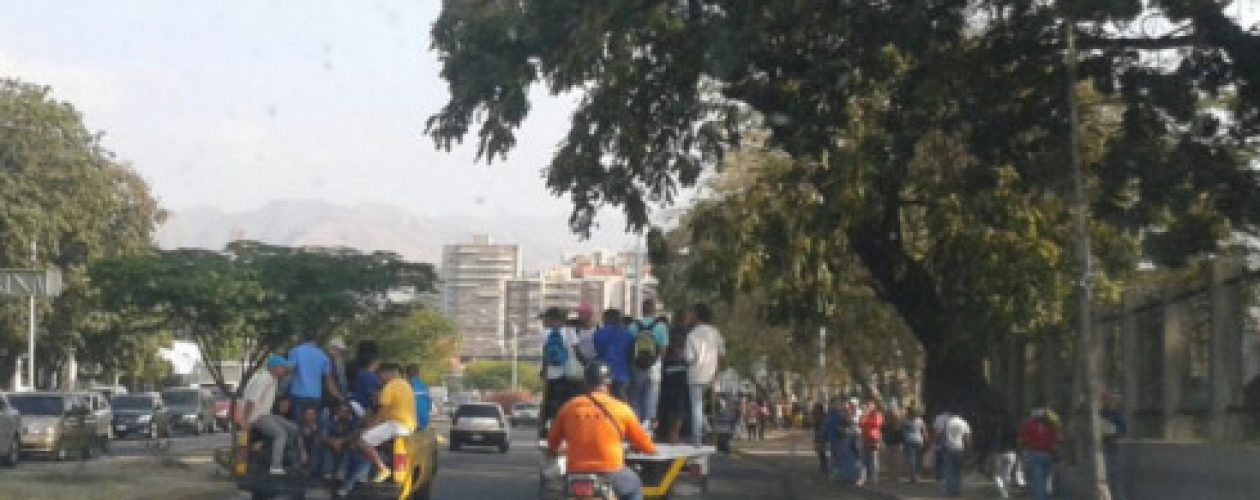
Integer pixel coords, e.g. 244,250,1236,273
0,269,62,297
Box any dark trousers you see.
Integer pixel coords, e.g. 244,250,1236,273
610,381,629,402
543,378,580,437
290,396,322,420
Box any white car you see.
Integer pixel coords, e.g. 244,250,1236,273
449,403,509,453
510,402,540,427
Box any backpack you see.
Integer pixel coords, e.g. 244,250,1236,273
631,318,663,369
544,329,569,367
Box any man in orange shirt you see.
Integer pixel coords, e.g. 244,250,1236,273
548,361,657,500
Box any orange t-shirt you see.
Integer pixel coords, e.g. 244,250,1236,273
547,391,657,473
860,410,884,445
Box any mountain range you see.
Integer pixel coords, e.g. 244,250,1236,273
156,200,640,272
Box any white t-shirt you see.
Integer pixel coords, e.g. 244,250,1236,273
944,415,971,451
242,371,278,424
540,327,582,380
574,327,597,364
684,324,726,385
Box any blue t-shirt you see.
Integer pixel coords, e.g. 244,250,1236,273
351,368,383,408
594,324,634,382
287,342,331,399
409,376,432,430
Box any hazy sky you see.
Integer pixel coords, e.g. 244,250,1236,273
0,1,624,225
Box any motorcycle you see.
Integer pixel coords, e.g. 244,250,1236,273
564,473,616,500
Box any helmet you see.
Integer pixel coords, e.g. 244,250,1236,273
583,360,613,391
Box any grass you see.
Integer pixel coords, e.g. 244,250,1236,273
0,455,236,500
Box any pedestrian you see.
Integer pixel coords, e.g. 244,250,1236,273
757,399,769,440
325,336,350,403
237,355,299,475
683,303,725,446
1019,408,1059,500
350,355,383,411
859,399,884,485
1100,391,1127,500
901,406,927,483
593,308,634,400
572,303,598,366
993,416,1020,498
405,364,432,431
824,398,862,484
932,410,952,482
657,309,690,443
883,405,904,484
349,363,415,488
628,299,669,427
941,410,971,497
288,332,344,419
540,307,583,438
812,402,828,474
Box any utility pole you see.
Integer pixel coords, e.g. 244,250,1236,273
28,240,36,391
635,237,645,318
510,322,519,392
1064,19,1111,500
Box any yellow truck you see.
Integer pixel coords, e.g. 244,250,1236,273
231,426,438,500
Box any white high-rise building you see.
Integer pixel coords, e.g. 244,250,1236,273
441,235,521,360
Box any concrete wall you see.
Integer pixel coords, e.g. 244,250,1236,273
1114,441,1260,500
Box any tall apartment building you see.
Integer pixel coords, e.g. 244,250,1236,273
441,235,520,361
502,278,543,359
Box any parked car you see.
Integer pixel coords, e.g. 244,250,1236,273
449,402,509,453
206,386,234,431
510,402,540,427
7,392,97,460
110,393,171,439
74,391,114,447
0,393,22,466
161,388,217,435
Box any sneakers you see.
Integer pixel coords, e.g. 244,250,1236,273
371,468,392,483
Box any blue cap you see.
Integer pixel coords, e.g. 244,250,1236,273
266,354,293,369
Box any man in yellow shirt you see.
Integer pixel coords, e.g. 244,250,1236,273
548,361,657,500
355,363,415,483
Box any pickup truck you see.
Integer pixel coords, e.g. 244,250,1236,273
232,426,438,500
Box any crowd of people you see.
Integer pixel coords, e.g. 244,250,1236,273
539,299,726,446
235,333,433,498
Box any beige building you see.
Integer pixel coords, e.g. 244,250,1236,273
441,235,520,360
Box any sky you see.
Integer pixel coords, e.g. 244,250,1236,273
0,0,623,224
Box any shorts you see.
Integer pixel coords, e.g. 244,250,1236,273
362,420,412,447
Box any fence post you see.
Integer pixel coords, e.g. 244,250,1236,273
1161,288,1187,440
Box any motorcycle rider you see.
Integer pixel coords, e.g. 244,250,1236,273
547,361,658,500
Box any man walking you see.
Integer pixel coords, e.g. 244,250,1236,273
1020,408,1059,500
594,308,633,400
540,307,582,437
683,303,724,446
629,299,668,425
237,355,299,475
941,410,971,497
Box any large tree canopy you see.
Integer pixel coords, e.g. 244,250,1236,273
427,1,1260,410
0,78,163,386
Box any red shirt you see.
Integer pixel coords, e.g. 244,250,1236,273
1020,419,1058,452
859,410,884,445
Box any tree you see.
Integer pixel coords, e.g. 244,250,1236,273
462,360,542,394
340,306,459,385
0,78,162,387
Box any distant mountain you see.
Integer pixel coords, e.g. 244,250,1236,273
156,200,639,271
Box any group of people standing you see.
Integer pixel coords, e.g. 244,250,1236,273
236,333,433,498
539,299,726,446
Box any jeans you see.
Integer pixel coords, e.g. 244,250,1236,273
861,444,880,484
903,442,924,480
630,371,661,424
341,452,374,493
942,449,963,496
687,384,707,445
315,445,350,478
290,396,322,420
994,451,1018,498
1025,450,1053,500
604,467,644,500
254,415,299,470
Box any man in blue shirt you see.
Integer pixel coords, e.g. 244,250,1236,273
406,364,432,430
629,299,669,425
594,308,633,401
351,355,383,410
287,332,343,419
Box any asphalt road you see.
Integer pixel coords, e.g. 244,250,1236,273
428,420,821,500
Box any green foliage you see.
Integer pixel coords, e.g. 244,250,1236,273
340,306,458,385
461,360,542,394
427,1,1260,411
0,78,162,385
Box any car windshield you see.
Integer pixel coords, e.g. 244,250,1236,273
111,397,155,410
161,391,198,406
457,405,499,418
8,395,67,416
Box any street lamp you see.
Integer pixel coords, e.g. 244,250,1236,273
510,322,519,392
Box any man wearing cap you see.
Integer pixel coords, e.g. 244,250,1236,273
238,355,301,475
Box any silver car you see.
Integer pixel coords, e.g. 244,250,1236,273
449,402,510,453
0,393,21,466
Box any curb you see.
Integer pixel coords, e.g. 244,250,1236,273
730,445,898,500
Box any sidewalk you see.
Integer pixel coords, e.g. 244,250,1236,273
731,429,1005,500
